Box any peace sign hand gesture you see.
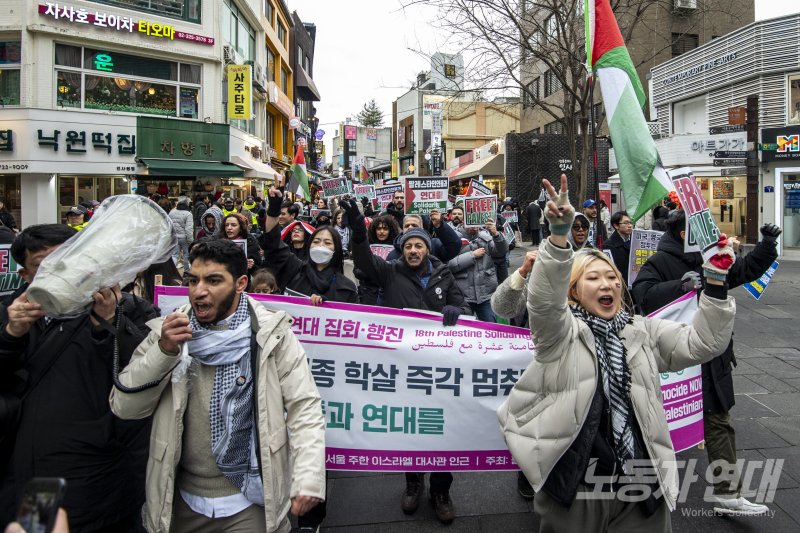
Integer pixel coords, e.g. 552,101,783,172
542,174,575,238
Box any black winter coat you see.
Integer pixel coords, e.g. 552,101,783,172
0,293,157,532
525,202,541,231
604,230,631,286
385,218,462,264
631,232,778,413
260,225,358,303
351,233,466,313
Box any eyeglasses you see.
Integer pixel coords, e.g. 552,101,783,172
618,220,633,226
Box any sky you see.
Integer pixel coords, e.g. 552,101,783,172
287,0,798,163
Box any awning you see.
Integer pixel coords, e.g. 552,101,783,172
448,162,472,180
295,66,321,102
230,155,280,180
139,159,244,177
453,153,505,180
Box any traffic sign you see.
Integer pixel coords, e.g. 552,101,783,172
713,151,746,158
713,158,746,167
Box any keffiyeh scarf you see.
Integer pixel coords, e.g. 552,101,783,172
570,305,636,473
187,296,264,504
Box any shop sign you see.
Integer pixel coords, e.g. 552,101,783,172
463,195,498,228
344,125,358,141
558,158,573,172
391,150,398,179
713,151,746,159
227,65,252,120
0,109,137,173
137,116,230,161
405,177,448,215
398,127,406,149
760,126,800,162
689,136,746,154
662,52,736,86
366,128,378,140
268,82,294,118
728,107,746,126
38,3,214,45
709,124,745,135
315,129,325,140
720,167,746,176
712,158,745,167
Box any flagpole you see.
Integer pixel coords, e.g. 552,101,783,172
588,71,604,249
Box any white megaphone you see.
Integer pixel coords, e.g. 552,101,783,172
27,194,177,316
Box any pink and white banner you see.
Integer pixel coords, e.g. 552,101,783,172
154,287,703,470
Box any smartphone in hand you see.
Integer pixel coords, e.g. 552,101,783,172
16,478,66,533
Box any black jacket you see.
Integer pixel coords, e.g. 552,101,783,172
604,231,631,286
0,293,157,532
631,231,778,413
0,211,16,232
260,225,358,303
525,202,541,231
0,226,15,245
385,219,461,264
351,233,466,313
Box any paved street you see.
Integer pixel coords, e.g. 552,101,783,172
315,245,800,533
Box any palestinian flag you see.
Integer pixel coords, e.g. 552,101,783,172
360,161,372,184
586,0,671,222
288,144,311,200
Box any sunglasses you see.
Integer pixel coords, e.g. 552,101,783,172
572,224,589,230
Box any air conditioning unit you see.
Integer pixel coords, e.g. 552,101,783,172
253,64,266,91
223,45,243,65
674,0,697,10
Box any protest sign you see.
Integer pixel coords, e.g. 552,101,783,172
404,177,448,215
502,222,516,245
669,168,721,261
0,244,23,297
369,244,395,260
353,184,376,201
744,260,779,300
500,210,518,224
155,287,705,469
375,184,403,209
646,291,703,453
463,195,498,228
455,195,466,208
466,179,491,197
321,177,350,198
232,238,248,257
627,229,664,287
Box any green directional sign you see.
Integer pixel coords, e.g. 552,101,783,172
759,143,778,151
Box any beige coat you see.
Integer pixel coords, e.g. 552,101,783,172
497,240,735,511
110,297,326,533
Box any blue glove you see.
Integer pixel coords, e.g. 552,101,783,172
441,305,461,327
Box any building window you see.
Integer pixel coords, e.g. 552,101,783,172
223,0,256,62
266,113,275,147
88,0,201,23
0,41,21,106
523,77,540,107
789,74,800,124
544,121,564,134
545,15,557,41
592,102,604,129
277,21,287,47
283,122,290,155
671,33,698,57
544,70,562,97
264,0,274,25
444,64,456,78
527,30,541,51
230,101,256,135
54,44,201,118
267,47,276,82
281,67,288,94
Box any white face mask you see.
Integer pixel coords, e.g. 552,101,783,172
309,246,334,265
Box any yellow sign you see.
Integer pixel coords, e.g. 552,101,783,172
227,64,252,120
391,150,399,178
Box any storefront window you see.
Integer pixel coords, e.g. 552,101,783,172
698,176,747,241
54,44,200,118
0,175,21,226
0,41,21,106
783,174,800,247
59,176,131,218
789,74,800,125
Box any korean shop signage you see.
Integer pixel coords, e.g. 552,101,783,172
227,65,252,120
662,52,737,86
761,126,800,162
0,109,137,173
38,3,214,45
137,117,230,161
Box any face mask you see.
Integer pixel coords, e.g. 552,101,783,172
309,246,334,265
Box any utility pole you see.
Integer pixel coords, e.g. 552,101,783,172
746,95,759,245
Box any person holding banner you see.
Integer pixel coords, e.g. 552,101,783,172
353,215,401,305
343,198,466,525
632,210,781,516
110,239,325,532
262,188,358,305
219,213,263,275
499,175,737,531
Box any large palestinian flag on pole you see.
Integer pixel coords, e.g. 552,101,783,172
586,0,671,222
288,144,311,200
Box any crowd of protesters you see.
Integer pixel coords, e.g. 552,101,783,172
0,175,782,533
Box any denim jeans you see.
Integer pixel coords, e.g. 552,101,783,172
469,301,496,323
172,239,190,270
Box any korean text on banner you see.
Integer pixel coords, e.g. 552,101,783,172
0,244,23,297
744,260,779,300
375,184,403,209
405,177,448,215
463,195,497,228
627,229,663,287
226,64,252,120
321,177,350,198
154,287,706,468
668,167,721,262
466,179,491,197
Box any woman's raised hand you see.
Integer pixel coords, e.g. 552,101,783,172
542,174,575,239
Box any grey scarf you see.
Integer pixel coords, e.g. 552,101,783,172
570,305,636,473
188,296,264,504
